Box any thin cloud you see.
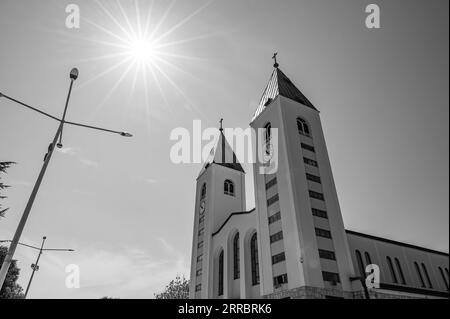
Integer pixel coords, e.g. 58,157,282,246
58,147,78,156
57,147,99,168
25,239,189,299
80,158,100,167
144,178,158,184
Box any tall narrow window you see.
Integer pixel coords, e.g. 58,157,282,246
297,118,310,136
355,250,365,277
250,233,260,285
224,180,235,196
386,257,398,284
201,183,206,199
395,258,406,284
233,233,240,279
364,252,372,266
439,267,449,290
421,263,433,288
218,250,224,296
414,262,425,288
264,123,272,143
264,123,272,155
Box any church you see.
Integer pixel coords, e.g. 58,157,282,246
188,59,449,299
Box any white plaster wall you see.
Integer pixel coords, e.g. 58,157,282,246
347,232,450,292
209,210,260,298
278,95,357,291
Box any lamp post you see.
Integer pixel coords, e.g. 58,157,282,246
24,236,74,298
1,238,74,298
0,68,132,292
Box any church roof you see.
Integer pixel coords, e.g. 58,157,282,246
198,128,245,177
212,208,256,237
252,67,317,121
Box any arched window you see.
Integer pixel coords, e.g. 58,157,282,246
233,233,240,279
218,250,224,296
364,252,372,266
386,256,398,284
264,123,272,143
414,262,425,288
355,250,365,277
421,263,433,288
224,180,235,196
438,267,449,290
201,183,206,199
297,118,310,136
395,258,406,284
250,233,260,286
264,123,272,155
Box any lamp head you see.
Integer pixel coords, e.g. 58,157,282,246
120,132,133,137
70,68,79,80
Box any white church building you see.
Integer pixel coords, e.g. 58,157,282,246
189,61,449,299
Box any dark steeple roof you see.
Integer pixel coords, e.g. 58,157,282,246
198,128,245,177
252,67,317,121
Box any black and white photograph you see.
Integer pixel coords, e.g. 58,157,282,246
0,0,448,312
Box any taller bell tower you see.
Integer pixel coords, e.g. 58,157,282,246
250,60,357,298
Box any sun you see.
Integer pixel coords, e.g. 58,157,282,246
71,0,214,115
129,37,158,64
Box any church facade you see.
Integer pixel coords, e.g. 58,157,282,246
189,62,449,299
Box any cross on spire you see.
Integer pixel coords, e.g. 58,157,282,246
272,52,279,68
219,118,224,131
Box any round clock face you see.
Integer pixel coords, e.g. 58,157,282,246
199,201,206,214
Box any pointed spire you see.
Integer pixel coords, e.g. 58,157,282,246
252,60,317,121
197,119,245,177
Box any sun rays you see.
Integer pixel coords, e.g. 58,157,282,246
69,0,214,120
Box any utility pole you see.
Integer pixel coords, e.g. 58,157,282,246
1,238,74,298
0,68,132,291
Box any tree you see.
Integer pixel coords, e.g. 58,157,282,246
0,161,15,218
0,246,24,299
154,275,189,299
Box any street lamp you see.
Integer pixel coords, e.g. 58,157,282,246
1,237,74,298
0,68,132,291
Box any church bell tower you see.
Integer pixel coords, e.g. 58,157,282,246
250,57,357,298
189,123,246,299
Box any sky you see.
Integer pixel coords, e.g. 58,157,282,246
0,0,448,299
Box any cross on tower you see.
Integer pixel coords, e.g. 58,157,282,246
272,52,279,68
219,118,224,131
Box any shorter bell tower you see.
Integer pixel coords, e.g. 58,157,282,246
189,122,246,299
